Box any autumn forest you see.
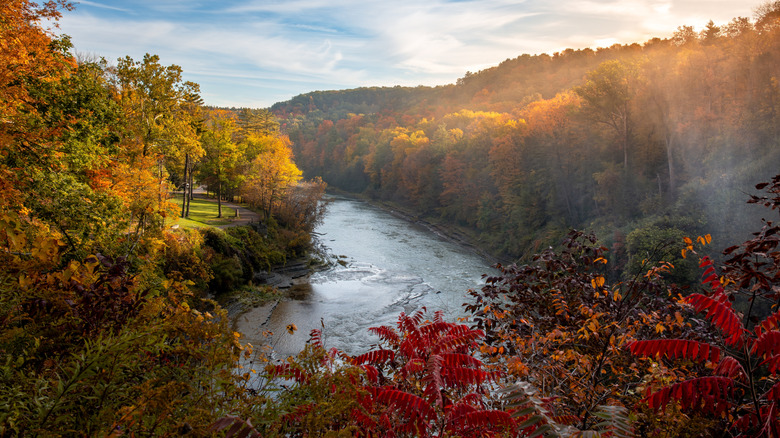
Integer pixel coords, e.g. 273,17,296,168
4,0,780,436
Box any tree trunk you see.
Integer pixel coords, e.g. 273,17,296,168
622,104,629,171
217,180,222,218
665,133,675,199
181,153,189,218
187,164,193,217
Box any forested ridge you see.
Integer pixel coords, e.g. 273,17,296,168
8,0,780,436
274,5,780,266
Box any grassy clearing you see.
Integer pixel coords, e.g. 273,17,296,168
169,193,236,228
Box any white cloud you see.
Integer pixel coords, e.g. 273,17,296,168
58,0,758,107
74,1,132,12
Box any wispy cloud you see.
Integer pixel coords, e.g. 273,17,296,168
73,1,132,12
58,0,756,107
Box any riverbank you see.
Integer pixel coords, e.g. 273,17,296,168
220,252,332,329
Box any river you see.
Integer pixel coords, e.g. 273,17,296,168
234,195,495,360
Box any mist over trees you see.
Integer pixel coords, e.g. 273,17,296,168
274,3,780,267
8,0,780,435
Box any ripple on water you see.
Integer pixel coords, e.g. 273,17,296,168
239,196,495,360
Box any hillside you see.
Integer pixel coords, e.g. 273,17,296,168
272,12,780,270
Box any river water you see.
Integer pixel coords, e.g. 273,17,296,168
235,195,495,360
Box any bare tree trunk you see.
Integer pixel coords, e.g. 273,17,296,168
665,133,675,199
181,153,189,218
187,163,193,217
217,180,223,218
622,104,629,171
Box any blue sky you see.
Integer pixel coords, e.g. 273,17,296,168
56,0,757,108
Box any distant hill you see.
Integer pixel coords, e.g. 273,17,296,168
271,10,780,269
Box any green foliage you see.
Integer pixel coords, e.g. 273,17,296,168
161,228,212,286
258,344,370,436
0,226,248,435
624,218,701,285
0,4,329,437
208,253,245,293
199,225,303,295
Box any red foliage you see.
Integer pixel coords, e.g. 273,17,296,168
685,292,744,348
628,339,720,363
628,175,780,435
645,376,734,414
351,349,395,366
352,308,515,436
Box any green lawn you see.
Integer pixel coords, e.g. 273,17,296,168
169,194,235,228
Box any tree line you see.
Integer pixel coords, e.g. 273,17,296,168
0,1,324,434
276,3,780,271
6,0,780,436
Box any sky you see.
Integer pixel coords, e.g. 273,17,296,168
55,0,758,108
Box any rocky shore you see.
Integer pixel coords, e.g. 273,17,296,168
221,253,331,328
252,258,315,289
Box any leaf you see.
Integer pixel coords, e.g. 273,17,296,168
627,339,720,363
686,293,744,347
400,358,425,378
713,356,747,381
433,326,484,354
377,388,435,424
308,328,323,348
397,308,427,334
424,353,444,407
763,381,780,401
552,291,570,318
360,364,379,384
645,376,733,414
755,309,780,335
698,256,725,294
441,352,483,368
591,405,633,438
351,349,395,366
369,325,400,345
447,409,514,434
271,364,310,383
441,367,491,387
500,382,567,437
751,330,780,358
760,354,780,376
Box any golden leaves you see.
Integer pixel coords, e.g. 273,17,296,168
682,234,712,259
